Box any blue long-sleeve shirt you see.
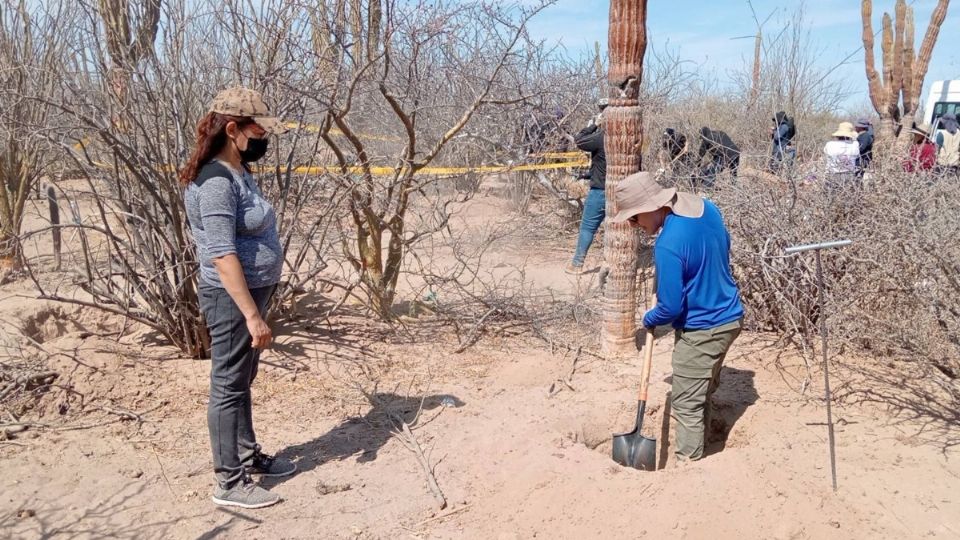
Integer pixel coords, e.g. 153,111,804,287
642,199,744,330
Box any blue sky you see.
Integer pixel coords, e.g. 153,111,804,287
527,0,960,112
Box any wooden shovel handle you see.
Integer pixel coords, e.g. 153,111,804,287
637,294,657,402
637,327,655,402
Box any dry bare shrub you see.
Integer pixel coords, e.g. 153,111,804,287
303,0,569,318
0,322,59,425
16,0,344,356
710,156,959,410
0,0,65,269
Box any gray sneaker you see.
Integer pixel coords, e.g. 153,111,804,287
212,477,281,509
247,451,297,477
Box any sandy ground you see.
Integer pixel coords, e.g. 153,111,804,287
1,187,959,539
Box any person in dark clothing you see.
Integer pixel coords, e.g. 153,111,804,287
659,128,691,171
769,111,796,173
521,109,547,155
854,118,874,174
566,100,607,274
697,127,740,186
663,128,687,162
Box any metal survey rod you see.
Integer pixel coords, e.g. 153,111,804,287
784,239,853,255
785,238,851,492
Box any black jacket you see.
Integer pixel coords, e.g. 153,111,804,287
575,125,606,190
698,127,740,166
663,129,687,161
857,129,874,166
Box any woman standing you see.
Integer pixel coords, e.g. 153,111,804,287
180,87,296,509
903,124,937,173
823,122,860,177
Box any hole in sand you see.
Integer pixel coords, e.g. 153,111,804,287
20,307,82,344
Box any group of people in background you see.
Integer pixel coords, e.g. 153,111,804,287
566,100,748,274
565,103,960,273
825,113,959,177
565,100,746,274
658,126,741,186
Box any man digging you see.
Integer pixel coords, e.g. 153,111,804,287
610,172,744,462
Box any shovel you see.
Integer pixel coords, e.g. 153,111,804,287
612,326,657,470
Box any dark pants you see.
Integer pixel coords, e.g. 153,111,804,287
572,187,606,266
199,284,275,489
698,155,739,187
770,145,796,172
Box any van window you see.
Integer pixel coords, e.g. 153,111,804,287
932,101,960,126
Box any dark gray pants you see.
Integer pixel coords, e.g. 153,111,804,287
199,284,274,489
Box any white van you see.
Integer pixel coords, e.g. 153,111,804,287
924,80,960,129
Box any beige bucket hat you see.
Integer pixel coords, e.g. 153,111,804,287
209,87,287,135
609,171,705,223
832,122,858,139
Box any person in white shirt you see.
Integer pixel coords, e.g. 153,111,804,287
823,122,861,175
934,113,960,176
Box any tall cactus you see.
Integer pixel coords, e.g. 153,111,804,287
367,0,381,61
97,0,160,106
313,0,381,70
601,0,646,356
861,0,949,146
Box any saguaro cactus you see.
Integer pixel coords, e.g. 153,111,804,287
312,0,382,72
602,0,647,356
861,0,949,146
97,0,160,107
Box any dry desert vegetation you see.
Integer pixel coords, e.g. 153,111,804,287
1,0,958,538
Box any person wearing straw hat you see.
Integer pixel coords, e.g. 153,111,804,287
610,172,744,462
180,87,295,509
903,123,936,172
823,121,860,177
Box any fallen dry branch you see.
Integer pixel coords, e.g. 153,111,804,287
548,346,583,398
357,386,448,510
0,371,58,403
412,503,472,529
0,401,165,437
453,307,500,354
100,405,148,423
397,420,448,510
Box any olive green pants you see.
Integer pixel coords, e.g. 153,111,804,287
671,318,743,461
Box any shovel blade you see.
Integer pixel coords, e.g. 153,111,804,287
612,431,657,470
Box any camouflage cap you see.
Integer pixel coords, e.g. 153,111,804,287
209,87,287,135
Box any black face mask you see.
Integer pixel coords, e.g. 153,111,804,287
239,136,269,163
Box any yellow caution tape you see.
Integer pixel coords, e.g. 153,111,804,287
259,159,588,176
81,158,588,177
536,151,583,159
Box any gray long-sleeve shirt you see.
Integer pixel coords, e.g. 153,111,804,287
184,160,282,289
